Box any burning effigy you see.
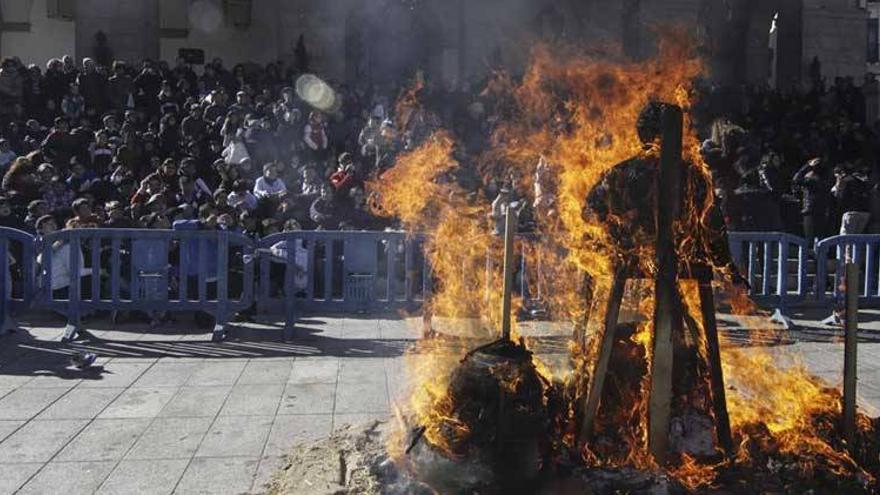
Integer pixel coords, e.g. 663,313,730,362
272,32,880,495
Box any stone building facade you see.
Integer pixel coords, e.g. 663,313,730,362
0,0,869,88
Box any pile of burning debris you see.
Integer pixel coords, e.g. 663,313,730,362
271,37,880,494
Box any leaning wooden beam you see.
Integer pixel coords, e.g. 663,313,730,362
578,270,627,444
648,104,684,465
843,262,859,448
698,280,734,457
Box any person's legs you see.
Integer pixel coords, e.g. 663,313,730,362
802,214,815,246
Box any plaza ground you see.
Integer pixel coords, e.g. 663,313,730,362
0,309,878,494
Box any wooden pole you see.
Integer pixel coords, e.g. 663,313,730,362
578,270,626,444
698,280,734,456
649,105,684,465
500,206,516,341
843,262,859,447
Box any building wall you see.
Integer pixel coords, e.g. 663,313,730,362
802,0,867,82
0,0,75,66
159,0,282,67
0,0,870,90
74,0,159,63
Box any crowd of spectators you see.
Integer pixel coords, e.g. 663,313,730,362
698,77,879,244
0,54,420,242
0,52,877,249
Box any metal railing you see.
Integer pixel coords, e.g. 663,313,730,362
815,235,880,305
0,227,38,336
1,227,879,341
35,228,255,342
255,231,429,339
727,232,810,328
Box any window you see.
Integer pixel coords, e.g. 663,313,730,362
46,0,75,20
868,18,879,63
224,0,252,29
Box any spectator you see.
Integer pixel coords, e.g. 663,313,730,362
66,197,100,229
253,162,286,199
35,214,87,298
832,162,872,236
0,139,17,170
61,83,85,122
227,179,257,211
793,158,833,244
310,184,339,230
303,111,328,164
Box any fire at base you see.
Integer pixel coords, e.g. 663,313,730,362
369,31,880,494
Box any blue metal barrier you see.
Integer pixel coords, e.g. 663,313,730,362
0,227,37,335
4,226,880,342
728,232,809,327
36,228,255,342
815,235,880,306
255,231,428,339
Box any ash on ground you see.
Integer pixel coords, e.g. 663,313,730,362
266,420,688,495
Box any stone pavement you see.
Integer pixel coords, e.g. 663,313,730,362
0,309,878,494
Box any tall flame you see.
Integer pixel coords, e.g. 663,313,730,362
371,27,875,489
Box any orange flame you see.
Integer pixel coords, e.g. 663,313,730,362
371,26,875,490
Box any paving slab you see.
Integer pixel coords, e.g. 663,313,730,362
17,460,116,495
0,420,24,443
78,361,153,388
196,415,273,458
263,414,333,457
132,361,202,388
185,360,247,386
237,359,294,385
277,383,336,415
219,384,284,417
287,358,338,384
0,462,42,495
97,458,190,495
338,358,387,383
21,373,82,389
174,456,259,495
0,386,71,420
0,419,88,463
127,417,213,460
99,387,178,419
0,374,33,388
334,380,389,414
37,387,125,420
159,386,232,418
56,418,151,462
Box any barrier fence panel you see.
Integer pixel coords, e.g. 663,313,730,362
255,231,427,339
6,227,880,344
0,227,37,335
815,235,880,306
36,228,254,342
728,232,809,326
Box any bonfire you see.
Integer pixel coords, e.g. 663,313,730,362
274,32,880,495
